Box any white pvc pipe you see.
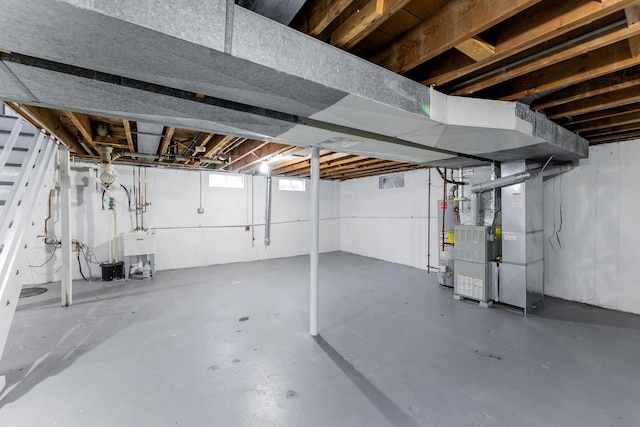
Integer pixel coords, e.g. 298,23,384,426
60,146,73,307
310,147,320,336
113,207,119,263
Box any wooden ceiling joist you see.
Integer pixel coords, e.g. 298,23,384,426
561,103,640,127
372,0,541,74
301,157,395,177
13,0,640,174
587,128,640,144
451,21,640,96
317,154,369,170
532,64,640,111
158,126,175,156
423,0,640,86
217,139,269,170
292,0,354,36
204,134,236,159
567,111,640,133
122,119,135,153
198,133,215,148
312,157,387,178
230,142,291,172
544,84,640,119
493,40,640,101
63,110,98,154
454,37,496,62
329,163,419,180
19,105,86,155
331,0,413,50
581,121,640,138
273,152,351,175
625,4,640,57
92,136,129,148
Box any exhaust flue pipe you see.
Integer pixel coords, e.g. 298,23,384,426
469,164,573,225
470,164,572,194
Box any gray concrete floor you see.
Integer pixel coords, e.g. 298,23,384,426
1,251,639,426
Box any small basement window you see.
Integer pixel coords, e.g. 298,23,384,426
1,104,18,117
279,178,306,192
209,173,244,189
379,173,405,189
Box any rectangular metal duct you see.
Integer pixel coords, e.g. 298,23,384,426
499,161,544,310
135,122,164,155
0,0,588,166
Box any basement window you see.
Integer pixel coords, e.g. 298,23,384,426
1,104,18,117
209,173,244,189
379,173,405,190
279,178,306,192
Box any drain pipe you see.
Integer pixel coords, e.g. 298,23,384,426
264,170,272,246
469,164,572,224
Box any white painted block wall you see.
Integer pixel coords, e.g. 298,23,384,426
544,141,640,315
340,169,444,271
24,164,340,284
24,143,640,316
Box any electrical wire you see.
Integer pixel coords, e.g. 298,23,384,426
555,175,564,249
548,175,564,253
75,241,102,281
77,249,90,281
436,167,466,185
28,243,60,267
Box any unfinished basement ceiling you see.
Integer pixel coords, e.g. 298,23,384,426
1,0,626,179
287,0,640,145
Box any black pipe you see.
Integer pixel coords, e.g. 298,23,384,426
436,167,466,185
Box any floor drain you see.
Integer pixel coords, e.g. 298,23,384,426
20,287,48,298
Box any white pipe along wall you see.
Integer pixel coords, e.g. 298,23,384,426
23,144,640,316
24,164,340,285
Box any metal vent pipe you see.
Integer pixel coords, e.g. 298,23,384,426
469,164,572,225
264,170,272,246
470,164,572,194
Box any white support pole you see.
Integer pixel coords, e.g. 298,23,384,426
310,147,320,336
59,146,72,307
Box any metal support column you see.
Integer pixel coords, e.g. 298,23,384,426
59,146,72,306
470,192,480,226
309,147,319,336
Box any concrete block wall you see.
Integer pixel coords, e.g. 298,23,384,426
24,165,340,284
23,142,640,316
543,141,640,315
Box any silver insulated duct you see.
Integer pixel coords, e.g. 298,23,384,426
498,161,544,310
